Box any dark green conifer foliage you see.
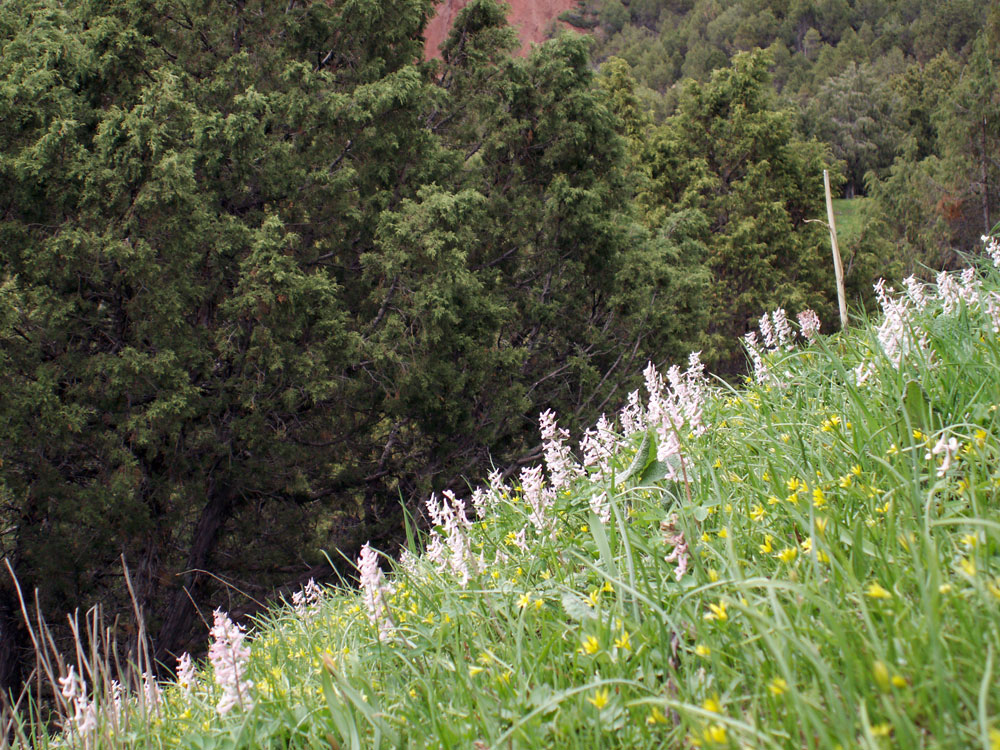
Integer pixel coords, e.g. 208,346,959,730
0,0,683,689
641,51,834,369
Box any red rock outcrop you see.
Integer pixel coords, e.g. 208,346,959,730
424,0,584,59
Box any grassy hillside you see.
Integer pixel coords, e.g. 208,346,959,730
832,197,870,247
20,242,1000,748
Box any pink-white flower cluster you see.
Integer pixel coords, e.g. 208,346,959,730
539,409,582,491
747,308,825,383
926,435,959,478
292,578,324,618
208,609,253,715
520,464,556,534
856,279,931,384
903,275,931,311
426,491,479,585
643,354,707,479
987,293,1000,333
141,670,161,709
744,331,771,385
937,270,962,315
661,514,689,581
358,543,394,641
588,490,611,524
760,308,794,351
176,652,196,695
579,414,617,482
984,234,1000,267
58,666,98,738
618,389,646,436
797,309,822,341
471,469,506,517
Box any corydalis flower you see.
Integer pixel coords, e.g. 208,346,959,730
539,409,581,491
426,490,479,585
618,389,646,436
58,666,98,738
903,275,930,311
292,578,324,618
141,671,161,709
744,331,771,385
643,355,708,481
520,464,555,534
926,435,959,478
208,609,253,715
987,293,1000,333
984,234,1000,267
471,469,506,518
661,515,689,581
358,543,394,641
589,490,611,524
579,414,617,482
937,270,962,315
771,308,794,350
797,309,821,341
176,652,196,695
856,279,931,384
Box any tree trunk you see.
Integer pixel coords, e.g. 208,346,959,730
0,581,27,701
152,477,236,671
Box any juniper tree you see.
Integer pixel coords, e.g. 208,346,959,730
0,0,682,691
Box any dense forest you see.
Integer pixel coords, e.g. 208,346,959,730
575,0,999,272
0,0,996,699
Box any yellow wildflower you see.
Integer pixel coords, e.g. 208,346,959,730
769,677,788,696
694,644,711,657
871,722,893,737
866,582,892,599
812,487,826,508
587,688,610,710
702,695,722,713
646,707,670,725
777,546,798,563
750,504,766,521
872,661,891,692
759,535,774,554
704,601,728,622
579,635,600,656
614,630,631,651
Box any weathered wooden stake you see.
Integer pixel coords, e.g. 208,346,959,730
824,169,848,329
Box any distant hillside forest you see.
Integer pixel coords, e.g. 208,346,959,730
571,0,999,271
0,0,996,700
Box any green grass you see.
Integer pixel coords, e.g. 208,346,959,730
832,197,871,247
15,253,1000,749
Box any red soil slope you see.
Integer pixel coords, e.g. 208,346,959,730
424,0,584,59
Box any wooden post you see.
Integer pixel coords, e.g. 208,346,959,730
824,169,848,329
